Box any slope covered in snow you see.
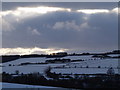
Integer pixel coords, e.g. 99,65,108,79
51,58,119,74
52,68,118,74
2,64,66,74
1,82,57,88
3,57,46,66
2,55,119,74
69,58,118,68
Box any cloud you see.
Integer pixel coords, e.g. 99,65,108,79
0,47,68,55
27,27,40,35
1,4,118,53
1,6,71,19
53,22,65,30
79,22,89,30
1,6,118,32
2,18,15,31
2,2,117,11
32,29,41,35
53,20,89,31
77,9,109,14
1,6,71,32
112,7,118,14
65,20,81,30
76,7,118,14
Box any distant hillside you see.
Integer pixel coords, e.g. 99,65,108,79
0,55,20,63
0,50,120,63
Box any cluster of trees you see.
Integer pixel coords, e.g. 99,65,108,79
2,70,120,88
45,59,71,63
18,62,47,66
45,58,84,64
20,54,48,58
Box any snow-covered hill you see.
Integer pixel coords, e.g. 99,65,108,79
68,58,118,68
2,55,119,74
2,57,46,66
1,82,57,88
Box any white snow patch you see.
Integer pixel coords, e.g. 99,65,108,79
1,82,57,88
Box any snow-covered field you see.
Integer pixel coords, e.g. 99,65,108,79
51,58,118,74
45,55,93,61
3,57,47,66
62,55,93,60
52,68,118,74
68,59,118,68
108,54,120,57
1,82,57,88
2,55,119,74
2,64,66,74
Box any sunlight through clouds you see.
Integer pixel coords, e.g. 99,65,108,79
17,6,71,14
0,47,68,55
76,9,110,14
76,7,118,14
1,6,71,18
1,6,117,19
1,3,118,53
112,7,118,14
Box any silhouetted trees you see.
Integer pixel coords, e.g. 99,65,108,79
2,71,120,89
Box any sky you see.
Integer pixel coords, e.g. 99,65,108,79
1,2,118,55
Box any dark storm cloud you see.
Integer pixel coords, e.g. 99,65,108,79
2,11,85,48
2,2,118,53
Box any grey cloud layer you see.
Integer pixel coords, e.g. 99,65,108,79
2,2,117,11
2,2,118,53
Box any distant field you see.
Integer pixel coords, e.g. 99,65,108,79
2,54,119,74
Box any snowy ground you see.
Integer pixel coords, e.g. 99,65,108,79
2,64,66,74
1,54,119,89
2,57,47,66
1,82,57,88
1,55,119,74
52,68,118,74
51,58,119,74
68,58,118,68
108,54,120,57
